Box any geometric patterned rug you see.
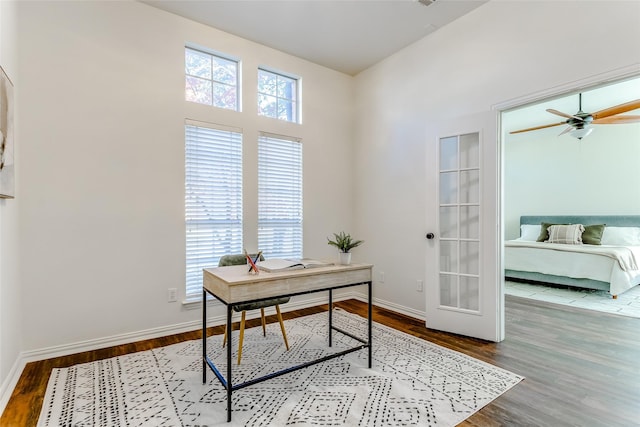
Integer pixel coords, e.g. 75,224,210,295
37,309,523,426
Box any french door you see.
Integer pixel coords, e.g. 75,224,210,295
424,111,503,342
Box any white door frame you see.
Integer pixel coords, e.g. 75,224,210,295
494,66,640,115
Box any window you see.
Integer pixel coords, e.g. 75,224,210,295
185,122,243,299
185,47,239,110
257,69,299,123
258,133,303,258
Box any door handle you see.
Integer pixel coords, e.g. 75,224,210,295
426,233,435,240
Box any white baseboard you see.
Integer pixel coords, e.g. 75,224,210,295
0,292,421,416
373,296,426,321
0,356,24,418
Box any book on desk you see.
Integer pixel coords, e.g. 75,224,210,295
256,258,333,272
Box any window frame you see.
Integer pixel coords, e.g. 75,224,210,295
185,46,241,111
257,67,300,123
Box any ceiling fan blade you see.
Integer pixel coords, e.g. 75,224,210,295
592,115,640,125
558,126,574,136
546,108,581,120
591,99,640,120
509,121,566,134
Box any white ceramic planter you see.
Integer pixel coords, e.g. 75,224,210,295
338,252,352,265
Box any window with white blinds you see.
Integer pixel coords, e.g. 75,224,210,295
258,133,303,259
185,122,243,300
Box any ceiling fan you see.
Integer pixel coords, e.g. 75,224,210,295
510,93,640,139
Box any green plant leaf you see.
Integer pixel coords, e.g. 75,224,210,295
327,231,364,253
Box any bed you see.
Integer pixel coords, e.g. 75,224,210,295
504,215,640,298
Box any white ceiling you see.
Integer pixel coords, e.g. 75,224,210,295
142,0,486,76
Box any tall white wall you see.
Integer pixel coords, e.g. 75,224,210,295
353,1,640,314
0,0,21,409
14,1,353,357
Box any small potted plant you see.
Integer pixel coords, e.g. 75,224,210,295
327,231,364,265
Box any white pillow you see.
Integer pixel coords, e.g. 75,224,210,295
601,226,640,246
519,224,541,241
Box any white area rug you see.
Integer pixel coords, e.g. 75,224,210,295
38,309,523,426
506,281,640,318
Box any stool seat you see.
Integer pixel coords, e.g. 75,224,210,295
233,297,290,312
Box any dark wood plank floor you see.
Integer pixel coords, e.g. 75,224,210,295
2,296,639,426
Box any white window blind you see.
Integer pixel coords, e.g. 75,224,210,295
185,122,243,300
258,133,303,259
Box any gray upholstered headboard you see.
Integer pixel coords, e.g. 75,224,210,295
520,215,640,227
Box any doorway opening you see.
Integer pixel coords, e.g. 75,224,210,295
500,75,640,318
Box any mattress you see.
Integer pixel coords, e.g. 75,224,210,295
504,241,640,296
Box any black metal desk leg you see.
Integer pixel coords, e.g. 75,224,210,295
368,281,372,369
328,289,333,347
227,304,233,421
202,289,207,384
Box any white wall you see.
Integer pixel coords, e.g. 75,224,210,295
352,1,640,314
504,122,640,240
0,0,21,409
14,0,354,358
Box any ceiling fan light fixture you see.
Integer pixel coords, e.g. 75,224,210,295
570,127,593,140
509,94,640,136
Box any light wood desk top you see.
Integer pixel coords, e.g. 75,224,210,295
203,263,373,304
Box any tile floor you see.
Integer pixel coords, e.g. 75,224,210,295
505,280,640,318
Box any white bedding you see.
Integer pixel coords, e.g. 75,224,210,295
504,240,640,296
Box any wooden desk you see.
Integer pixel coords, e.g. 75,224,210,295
202,263,373,422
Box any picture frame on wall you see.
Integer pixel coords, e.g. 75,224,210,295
0,65,14,199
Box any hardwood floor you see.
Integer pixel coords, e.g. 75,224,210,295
2,296,639,426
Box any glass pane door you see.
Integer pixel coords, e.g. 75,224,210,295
438,133,480,311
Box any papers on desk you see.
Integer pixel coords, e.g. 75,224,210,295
256,258,333,272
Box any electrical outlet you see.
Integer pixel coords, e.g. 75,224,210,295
379,272,385,283
416,280,423,292
167,288,178,303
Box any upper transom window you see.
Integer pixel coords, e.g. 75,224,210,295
258,68,299,123
185,47,239,111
